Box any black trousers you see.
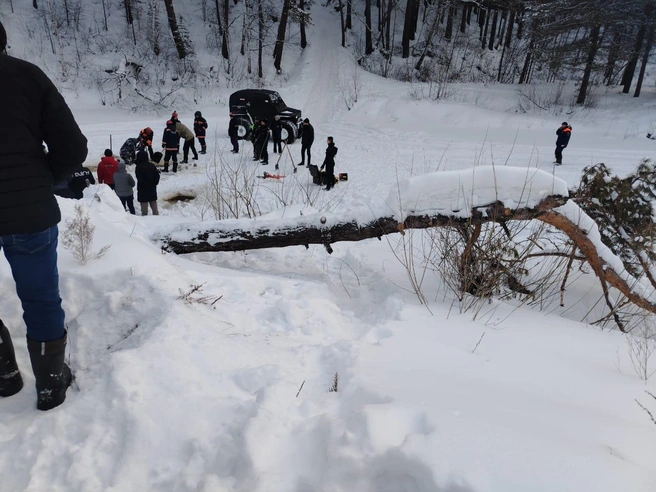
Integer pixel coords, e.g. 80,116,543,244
324,164,335,189
273,137,282,153
230,135,239,152
164,150,178,172
256,136,269,162
197,135,206,150
301,145,312,165
119,195,136,215
183,139,198,161
555,145,565,164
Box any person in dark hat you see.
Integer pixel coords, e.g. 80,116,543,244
194,111,208,155
554,122,572,165
0,20,88,410
300,118,314,166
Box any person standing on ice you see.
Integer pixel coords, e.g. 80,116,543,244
253,118,270,165
170,111,198,165
228,113,240,153
0,20,88,410
320,136,338,190
271,115,283,154
194,111,208,155
139,127,155,160
135,150,160,215
162,120,181,173
113,161,136,215
300,118,314,166
97,149,119,190
554,122,572,165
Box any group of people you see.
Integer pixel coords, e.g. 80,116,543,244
120,111,208,174
228,115,338,190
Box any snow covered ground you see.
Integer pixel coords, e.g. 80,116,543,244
1,5,656,492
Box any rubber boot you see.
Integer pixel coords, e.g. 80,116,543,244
0,321,23,398
27,332,72,411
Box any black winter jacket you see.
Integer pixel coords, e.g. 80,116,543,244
162,128,181,151
0,54,88,235
271,120,283,140
301,123,314,147
194,117,208,137
68,165,95,199
135,161,160,203
556,126,572,147
322,143,338,170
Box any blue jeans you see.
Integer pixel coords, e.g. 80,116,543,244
0,226,66,342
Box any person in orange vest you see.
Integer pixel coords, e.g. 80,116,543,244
139,127,154,159
97,149,119,190
554,122,572,166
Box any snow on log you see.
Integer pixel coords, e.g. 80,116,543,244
157,166,569,254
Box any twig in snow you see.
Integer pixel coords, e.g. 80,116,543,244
328,372,339,392
296,380,305,398
472,332,486,354
635,391,656,425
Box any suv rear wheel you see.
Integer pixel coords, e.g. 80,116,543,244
235,117,252,140
280,120,298,145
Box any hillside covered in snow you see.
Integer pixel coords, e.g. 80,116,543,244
1,1,656,491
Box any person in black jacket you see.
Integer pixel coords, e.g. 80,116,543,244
0,20,88,411
68,163,95,199
253,118,270,164
271,116,283,154
554,122,572,165
320,136,338,190
228,113,239,153
135,150,160,215
300,118,314,166
194,111,208,154
162,120,181,173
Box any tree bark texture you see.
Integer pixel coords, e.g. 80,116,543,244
164,0,187,59
300,0,307,48
273,0,291,71
634,22,655,97
365,0,374,54
576,23,601,105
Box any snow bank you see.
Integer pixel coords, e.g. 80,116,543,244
387,165,569,218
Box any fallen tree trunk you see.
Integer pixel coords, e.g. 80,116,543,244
156,193,656,318
159,195,568,255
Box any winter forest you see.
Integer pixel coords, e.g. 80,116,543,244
1,0,656,491
6,0,656,108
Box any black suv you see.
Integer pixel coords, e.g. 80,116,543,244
229,89,303,143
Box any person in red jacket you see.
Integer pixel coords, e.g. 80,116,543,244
97,149,119,190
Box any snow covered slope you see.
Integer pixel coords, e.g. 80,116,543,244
0,4,656,492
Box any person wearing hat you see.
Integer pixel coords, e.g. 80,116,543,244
228,113,240,153
253,118,270,165
0,20,88,410
271,115,283,154
300,118,314,166
194,111,208,154
135,150,160,215
97,149,119,189
162,120,181,173
554,122,572,165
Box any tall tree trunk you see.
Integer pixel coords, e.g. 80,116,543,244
415,6,440,71
488,8,498,50
124,0,136,45
339,0,346,47
33,0,38,9
445,5,454,41
346,0,352,30
622,20,647,93
164,0,187,59
101,0,108,31
402,0,415,57
504,8,515,48
460,2,467,33
481,6,490,49
604,26,622,85
365,0,374,55
151,0,160,56
258,0,264,78
273,0,291,72
300,0,307,49
222,0,230,61
577,23,601,105
634,23,655,97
